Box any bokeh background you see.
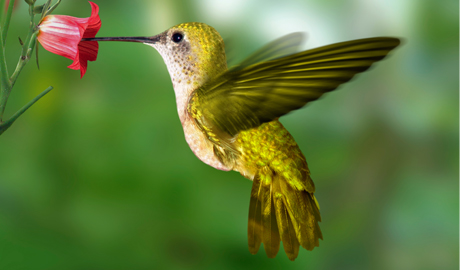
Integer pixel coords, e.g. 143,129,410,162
0,0,458,269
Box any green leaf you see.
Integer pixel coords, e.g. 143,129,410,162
40,0,52,20
46,0,61,15
0,86,53,135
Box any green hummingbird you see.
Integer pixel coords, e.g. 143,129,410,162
84,22,400,260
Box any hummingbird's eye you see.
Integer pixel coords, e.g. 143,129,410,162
171,33,183,43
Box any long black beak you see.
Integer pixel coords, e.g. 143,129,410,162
81,35,160,44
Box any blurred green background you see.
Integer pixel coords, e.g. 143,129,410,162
0,0,458,269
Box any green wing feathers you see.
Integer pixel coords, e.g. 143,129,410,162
233,32,306,70
191,37,400,136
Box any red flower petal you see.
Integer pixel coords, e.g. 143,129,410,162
83,2,101,39
37,16,82,60
68,41,99,78
37,1,101,78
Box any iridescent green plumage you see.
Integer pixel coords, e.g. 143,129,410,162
188,34,399,260
86,23,400,261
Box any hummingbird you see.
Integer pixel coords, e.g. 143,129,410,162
84,22,400,260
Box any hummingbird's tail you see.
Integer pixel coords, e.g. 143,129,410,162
242,122,322,261
235,120,322,260
248,167,322,260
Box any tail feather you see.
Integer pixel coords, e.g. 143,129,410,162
248,175,263,254
260,172,281,257
248,170,281,257
279,178,322,251
248,167,322,261
274,176,300,260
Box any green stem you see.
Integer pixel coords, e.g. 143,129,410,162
0,1,47,136
10,3,36,86
0,24,10,122
2,0,15,44
0,0,6,21
0,86,53,135
1,1,36,122
10,31,37,88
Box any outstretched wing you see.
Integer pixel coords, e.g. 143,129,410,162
230,32,306,70
189,37,400,137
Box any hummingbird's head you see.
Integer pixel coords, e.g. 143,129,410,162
146,22,228,89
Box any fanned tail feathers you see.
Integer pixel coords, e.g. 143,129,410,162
248,168,322,261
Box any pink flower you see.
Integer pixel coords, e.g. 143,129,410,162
37,1,101,78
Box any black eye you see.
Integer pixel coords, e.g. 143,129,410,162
172,33,183,43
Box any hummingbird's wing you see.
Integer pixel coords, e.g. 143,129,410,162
189,37,400,137
228,32,306,70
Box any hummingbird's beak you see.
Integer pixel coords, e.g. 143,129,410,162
81,35,160,44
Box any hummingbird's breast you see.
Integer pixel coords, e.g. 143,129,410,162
175,84,231,172
181,115,230,171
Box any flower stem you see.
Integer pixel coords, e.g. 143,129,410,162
0,1,54,136
10,31,37,88
0,24,11,122
9,2,36,89
0,0,5,14
0,0,20,122
2,0,15,44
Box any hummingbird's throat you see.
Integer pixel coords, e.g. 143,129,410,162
147,42,201,88
145,42,200,121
